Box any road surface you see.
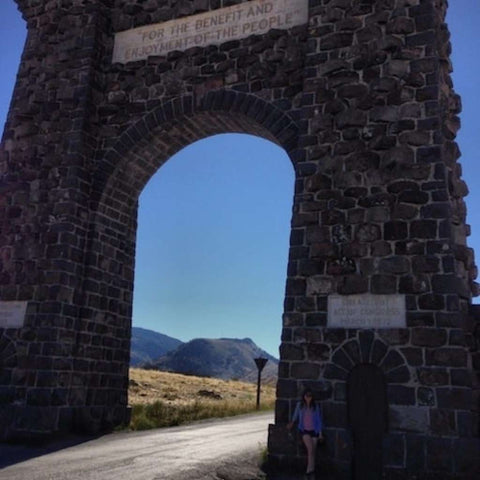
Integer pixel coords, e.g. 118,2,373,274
0,412,273,480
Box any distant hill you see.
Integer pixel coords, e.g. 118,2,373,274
151,337,278,383
130,327,183,367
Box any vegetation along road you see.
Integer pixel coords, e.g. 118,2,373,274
0,412,273,480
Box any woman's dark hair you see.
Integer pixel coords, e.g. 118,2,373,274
300,388,317,408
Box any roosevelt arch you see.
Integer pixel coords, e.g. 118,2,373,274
73,91,301,417
1,1,479,477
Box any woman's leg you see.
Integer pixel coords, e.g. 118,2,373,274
302,434,315,473
311,437,318,471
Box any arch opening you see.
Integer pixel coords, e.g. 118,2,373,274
132,133,295,362
125,131,295,424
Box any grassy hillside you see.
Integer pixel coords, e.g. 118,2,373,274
128,368,276,430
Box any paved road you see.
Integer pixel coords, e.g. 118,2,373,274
0,412,273,480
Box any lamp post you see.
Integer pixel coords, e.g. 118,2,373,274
254,357,268,410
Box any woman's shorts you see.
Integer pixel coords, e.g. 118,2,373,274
300,430,319,438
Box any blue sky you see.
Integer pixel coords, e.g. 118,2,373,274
1,1,479,357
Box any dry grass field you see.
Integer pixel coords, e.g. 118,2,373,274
129,367,276,405
127,368,276,430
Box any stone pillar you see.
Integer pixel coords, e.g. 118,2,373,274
0,0,129,439
271,0,479,478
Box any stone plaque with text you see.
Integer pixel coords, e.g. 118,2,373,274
0,301,28,328
113,0,309,64
327,294,406,329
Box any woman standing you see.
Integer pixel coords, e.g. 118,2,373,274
287,388,323,477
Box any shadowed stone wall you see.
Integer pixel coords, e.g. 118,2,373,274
0,0,478,477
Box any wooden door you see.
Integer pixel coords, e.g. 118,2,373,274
347,364,387,480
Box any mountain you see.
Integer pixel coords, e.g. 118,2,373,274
151,337,278,383
130,327,183,366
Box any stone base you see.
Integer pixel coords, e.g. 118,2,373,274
267,424,350,479
0,404,131,442
72,405,131,435
0,405,60,442
268,423,480,480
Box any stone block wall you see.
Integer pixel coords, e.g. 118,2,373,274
0,0,478,477
271,0,479,477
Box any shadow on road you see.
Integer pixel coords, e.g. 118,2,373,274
0,434,102,469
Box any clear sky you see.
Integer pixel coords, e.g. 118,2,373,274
1,1,479,357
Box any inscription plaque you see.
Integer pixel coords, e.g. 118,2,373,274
327,294,406,329
113,0,309,64
0,301,28,328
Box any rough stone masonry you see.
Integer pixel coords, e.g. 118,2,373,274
0,0,479,478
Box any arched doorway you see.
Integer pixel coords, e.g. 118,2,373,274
347,364,388,480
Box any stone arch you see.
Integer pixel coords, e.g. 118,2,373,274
70,90,300,426
90,89,300,211
85,91,300,317
324,330,411,394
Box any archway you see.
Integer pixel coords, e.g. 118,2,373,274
70,94,301,432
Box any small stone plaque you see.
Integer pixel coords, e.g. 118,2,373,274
113,0,309,64
0,301,28,328
327,294,406,329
